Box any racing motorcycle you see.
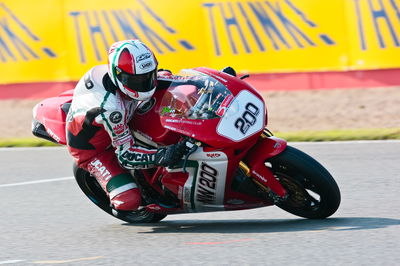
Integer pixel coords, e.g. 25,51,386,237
32,67,341,223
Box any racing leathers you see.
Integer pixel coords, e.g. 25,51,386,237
66,65,184,211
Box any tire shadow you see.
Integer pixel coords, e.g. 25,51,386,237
123,217,400,234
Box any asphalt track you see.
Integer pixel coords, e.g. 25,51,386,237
0,141,399,265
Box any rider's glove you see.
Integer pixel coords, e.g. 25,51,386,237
154,140,189,167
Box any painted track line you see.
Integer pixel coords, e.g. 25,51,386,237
0,147,67,152
290,140,400,145
33,256,104,264
0,260,25,265
0,176,74,188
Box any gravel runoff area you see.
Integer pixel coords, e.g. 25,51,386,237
0,86,399,139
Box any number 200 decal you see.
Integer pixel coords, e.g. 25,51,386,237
234,103,259,134
217,90,264,141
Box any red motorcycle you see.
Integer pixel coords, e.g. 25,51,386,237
32,67,340,223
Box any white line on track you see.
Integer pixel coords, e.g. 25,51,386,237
0,260,25,265
0,146,67,152
33,256,104,264
0,176,74,188
289,139,400,145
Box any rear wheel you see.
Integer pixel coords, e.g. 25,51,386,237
266,146,341,219
73,164,167,223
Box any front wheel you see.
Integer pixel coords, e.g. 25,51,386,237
266,146,341,219
73,164,167,224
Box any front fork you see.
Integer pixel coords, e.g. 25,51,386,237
242,131,288,202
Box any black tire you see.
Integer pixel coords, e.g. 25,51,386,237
73,164,167,223
266,146,341,219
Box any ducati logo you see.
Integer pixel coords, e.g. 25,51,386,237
89,159,112,181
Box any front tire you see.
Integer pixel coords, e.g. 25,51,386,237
266,146,341,219
73,164,167,223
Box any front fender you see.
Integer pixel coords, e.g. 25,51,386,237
243,136,288,198
244,136,287,163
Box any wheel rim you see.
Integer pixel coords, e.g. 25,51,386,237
277,173,322,211
268,162,326,215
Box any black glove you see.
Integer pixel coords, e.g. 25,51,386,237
154,141,189,167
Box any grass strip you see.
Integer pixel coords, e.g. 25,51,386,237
0,128,399,147
0,138,60,147
275,128,400,142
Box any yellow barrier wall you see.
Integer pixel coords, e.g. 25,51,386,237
0,0,400,84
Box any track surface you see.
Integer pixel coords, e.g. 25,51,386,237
0,141,399,265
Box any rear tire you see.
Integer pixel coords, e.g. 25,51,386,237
266,146,341,219
73,164,167,223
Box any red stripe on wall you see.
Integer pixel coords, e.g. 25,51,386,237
1,68,399,99
246,68,400,91
0,81,77,100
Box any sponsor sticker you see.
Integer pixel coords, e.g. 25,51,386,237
178,186,183,200
147,204,162,211
109,111,123,123
137,98,156,115
140,61,153,69
45,128,61,142
252,170,267,183
184,187,191,204
196,163,218,204
122,150,155,163
227,199,245,205
88,159,112,182
113,124,125,135
216,94,234,117
135,53,151,62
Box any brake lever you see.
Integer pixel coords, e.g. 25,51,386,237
182,141,200,173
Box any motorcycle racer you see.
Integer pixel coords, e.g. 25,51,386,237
66,39,187,212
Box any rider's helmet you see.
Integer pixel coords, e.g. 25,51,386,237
108,40,158,101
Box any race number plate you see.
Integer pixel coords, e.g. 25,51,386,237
217,90,264,141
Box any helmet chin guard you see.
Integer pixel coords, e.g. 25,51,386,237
121,86,156,101
108,39,158,101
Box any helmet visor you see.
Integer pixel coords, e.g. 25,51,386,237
116,69,157,92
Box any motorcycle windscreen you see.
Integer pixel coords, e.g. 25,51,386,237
159,69,233,120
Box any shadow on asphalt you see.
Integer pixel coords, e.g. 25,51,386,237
123,217,400,234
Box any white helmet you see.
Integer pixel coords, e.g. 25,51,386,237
108,40,158,100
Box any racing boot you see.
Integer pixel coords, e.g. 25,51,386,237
86,155,142,211
106,175,142,211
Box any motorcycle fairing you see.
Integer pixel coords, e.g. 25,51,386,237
165,147,228,212
32,90,74,145
158,69,265,148
159,146,274,214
